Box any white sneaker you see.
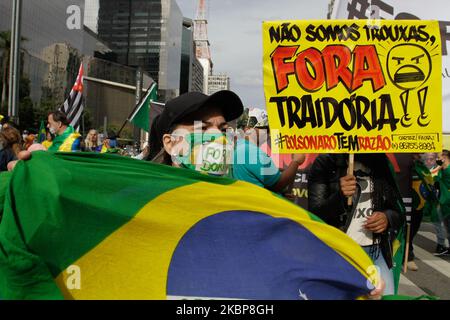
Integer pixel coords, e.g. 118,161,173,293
407,261,419,271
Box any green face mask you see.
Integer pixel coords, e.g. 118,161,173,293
174,133,233,177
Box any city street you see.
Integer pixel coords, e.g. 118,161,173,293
1,0,450,302
398,223,450,299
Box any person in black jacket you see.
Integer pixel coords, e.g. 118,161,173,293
308,153,405,295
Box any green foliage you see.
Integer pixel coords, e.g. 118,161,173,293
107,124,120,137
0,31,11,115
119,126,134,140
80,107,93,136
18,96,35,131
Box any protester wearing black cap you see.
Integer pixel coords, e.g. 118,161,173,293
148,90,243,176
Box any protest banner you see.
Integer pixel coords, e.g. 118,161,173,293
263,20,442,154
331,0,450,135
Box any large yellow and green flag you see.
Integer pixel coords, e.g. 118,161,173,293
0,152,380,300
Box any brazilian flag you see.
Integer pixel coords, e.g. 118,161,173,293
38,120,46,143
0,152,385,300
414,160,440,222
435,166,450,219
386,160,406,295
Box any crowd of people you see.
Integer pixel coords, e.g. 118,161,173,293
408,152,450,266
0,111,145,169
1,89,449,298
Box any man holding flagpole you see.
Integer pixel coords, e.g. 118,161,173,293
117,81,162,153
127,82,158,133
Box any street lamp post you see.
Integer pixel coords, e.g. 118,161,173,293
134,67,143,144
8,0,22,124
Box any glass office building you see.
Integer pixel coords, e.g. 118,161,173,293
180,18,193,94
0,0,154,135
0,0,192,135
97,0,183,101
180,18,204,94
0,0,85,112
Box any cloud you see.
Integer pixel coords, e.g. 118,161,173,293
233,69,264,87
176,0,329,107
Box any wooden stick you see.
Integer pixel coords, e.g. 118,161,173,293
347,153,355,206
403,223,411,274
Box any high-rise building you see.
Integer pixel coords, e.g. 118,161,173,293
207,73,230,95
97,0,183,101
180,18,204,94
180,18,194,94
0,0,85,111
0,0,153,137
84,0,100,33
191,57,204,93
327,0,336,19
194,0,213,94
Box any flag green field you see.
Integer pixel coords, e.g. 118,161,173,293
0,152,387,300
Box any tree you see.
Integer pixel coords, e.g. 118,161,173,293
80,107,94,137
0,31,11,115
0,30,28,117
18,76,35,131
35,87,58,127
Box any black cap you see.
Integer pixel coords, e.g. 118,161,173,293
159,90,243,135
148,90,244,160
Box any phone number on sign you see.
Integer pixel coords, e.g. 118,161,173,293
391,142,436,151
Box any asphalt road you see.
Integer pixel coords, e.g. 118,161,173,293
398,223,450,300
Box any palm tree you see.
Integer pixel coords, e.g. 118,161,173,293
0,31,11,114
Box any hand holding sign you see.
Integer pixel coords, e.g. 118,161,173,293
340,174,357,197
291,153,306,166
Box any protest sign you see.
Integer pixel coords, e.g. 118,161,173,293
331,0,450,134
263,20,442,153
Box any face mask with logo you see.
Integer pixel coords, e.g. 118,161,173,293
173,133,233,177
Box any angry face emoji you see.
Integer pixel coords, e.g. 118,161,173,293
387,44,431,90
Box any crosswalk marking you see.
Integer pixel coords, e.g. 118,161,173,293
417,231,437,243
418,230,450,247
412,243,450,279
394,226,450,298
399,274,427,296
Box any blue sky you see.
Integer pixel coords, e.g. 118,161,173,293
176,0,329,108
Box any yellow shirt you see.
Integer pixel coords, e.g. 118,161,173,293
42,140,53,150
